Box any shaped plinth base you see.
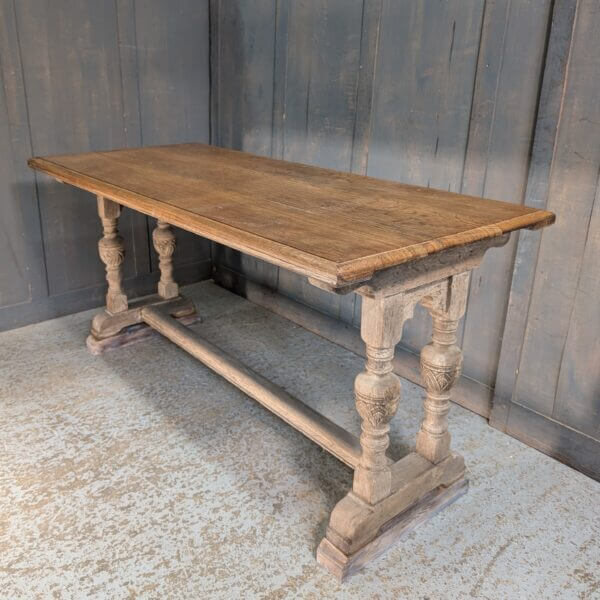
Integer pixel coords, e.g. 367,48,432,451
317,476,468,581
86,294,197,355
317,452,467,581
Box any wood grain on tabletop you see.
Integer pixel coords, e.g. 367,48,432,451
28,143,555,287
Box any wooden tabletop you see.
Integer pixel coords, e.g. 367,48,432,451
29,143,554,288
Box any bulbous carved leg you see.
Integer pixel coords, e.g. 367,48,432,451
353,345,401,504
352,292,406,505
88,204,195,354
152,220,178,299
416,316,462,463
416,273,469,463
317,283,469,580
97,197,127,314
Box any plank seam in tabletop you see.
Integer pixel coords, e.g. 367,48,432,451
28,144,555,286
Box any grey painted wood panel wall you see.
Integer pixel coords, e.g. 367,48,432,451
210,0,551,387
0,0,211,331
491,0,600,480
211,0,600,478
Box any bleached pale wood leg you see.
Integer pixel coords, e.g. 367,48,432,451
97,197,127,313
352,292,405,504
317,275,471,581
152,220,178,299
87,198,195,353
416,273,469,463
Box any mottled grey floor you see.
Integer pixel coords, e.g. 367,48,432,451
1,281,599,599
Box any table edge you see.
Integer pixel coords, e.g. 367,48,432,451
28,156,556,288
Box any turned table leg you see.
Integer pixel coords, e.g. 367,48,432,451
152,220,178,299
97,197,127,314
86,198,196,353
416,272,469,463
353,292,405,504
317,275,470,581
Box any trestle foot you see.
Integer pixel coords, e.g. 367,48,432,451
86,312,198,355
317,476,468,581
87,294,197,354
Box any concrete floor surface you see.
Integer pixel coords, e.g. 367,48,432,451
1,281,599,599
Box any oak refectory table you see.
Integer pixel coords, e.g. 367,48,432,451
29,144,555,580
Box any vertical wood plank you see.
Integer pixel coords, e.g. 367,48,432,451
553,185,600,437
115,0,142,148
217,0,276,156
0,70,36,306
457,0,511,358
491,0,578,429
459,0,552,387
367,0,484,354
211,0,279,288
342,0,384,325
209,0,220,147
115,0,151,278
271,0,290,161
276,0,364,320
514,0,600,416
271,1,315,310
349,0,383,176
0,0,47,307
134,0,211,273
